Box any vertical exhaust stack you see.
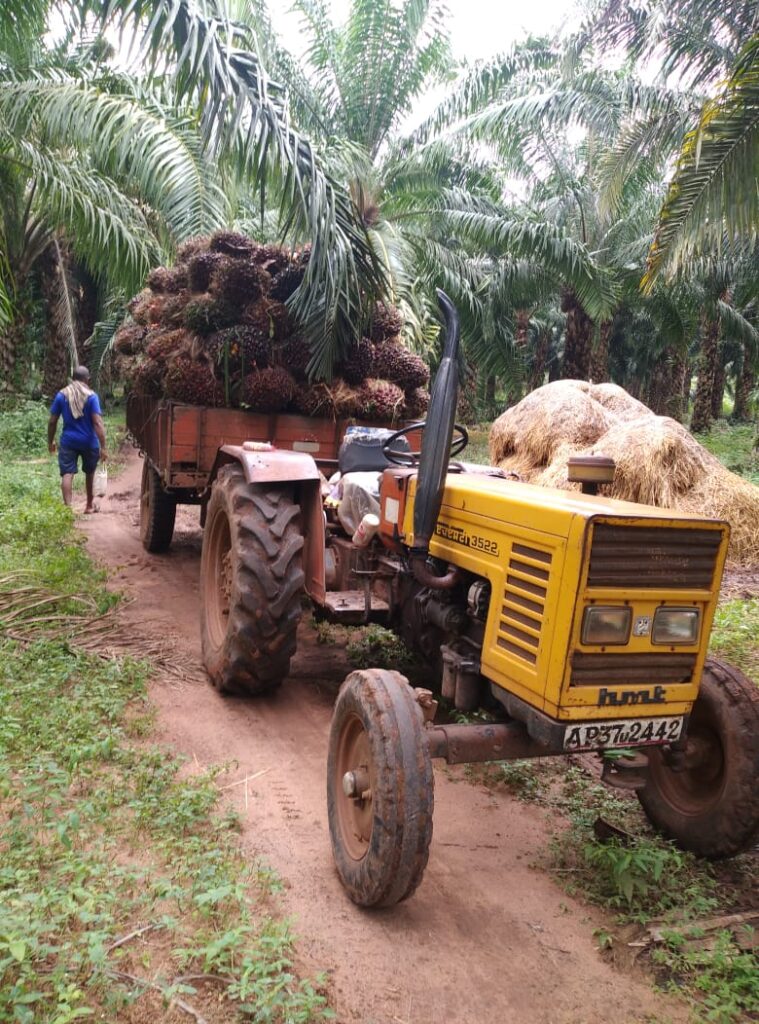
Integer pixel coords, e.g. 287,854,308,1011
409,290,461,590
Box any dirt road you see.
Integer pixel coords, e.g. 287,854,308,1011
80,452,686,1024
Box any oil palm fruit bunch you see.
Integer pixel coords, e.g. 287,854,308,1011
187,251,225,292
278,335,311,381
145,328,189,366
164,354,222,406
211,257,268,307
147,266,187,294
113,323,146,356
209,229,256,257
241,367,296,412
403,387,429,419
372,343,429,390
340,337,374,385
183,294,236,335
252,243,290,275
206,326,270,375
370,302,403,342
292,382,333,417
357,379,404,421
270,264,304,302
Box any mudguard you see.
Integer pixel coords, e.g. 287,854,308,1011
205,444,326,603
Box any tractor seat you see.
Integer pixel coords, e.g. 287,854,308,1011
338,427,410,474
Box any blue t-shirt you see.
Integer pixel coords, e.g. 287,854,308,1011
50,391,102,449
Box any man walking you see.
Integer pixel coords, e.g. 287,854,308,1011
48,366,107,513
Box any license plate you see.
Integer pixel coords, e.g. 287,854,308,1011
563,716,684,752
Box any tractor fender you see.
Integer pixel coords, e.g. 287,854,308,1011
204,444,326,604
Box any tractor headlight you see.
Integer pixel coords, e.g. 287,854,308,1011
581,606,632,645
652,608,700,645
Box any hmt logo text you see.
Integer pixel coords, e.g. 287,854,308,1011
598,685,666,707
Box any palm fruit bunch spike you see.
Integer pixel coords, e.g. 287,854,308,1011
370,301,404,342
241,367,296,413
164,355,222,406
340,337,374,385
206,326,269,374
357,379,404,421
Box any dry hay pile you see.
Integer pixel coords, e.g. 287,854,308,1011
490,380,759,565
114,232,428,423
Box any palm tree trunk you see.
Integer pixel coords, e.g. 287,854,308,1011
690,309,720,433
40,243,78,397
561,288,593,380
590,319,612,382
0,324,20,389
733,349,756,422
668,350,687,421
710,345,726,419
529,328,550,392
646,359,670,415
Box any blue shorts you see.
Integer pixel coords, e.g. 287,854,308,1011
58,445,100,476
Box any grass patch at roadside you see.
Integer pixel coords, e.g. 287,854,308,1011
699,422,759,485
0,431,332,1022
710,598,759,680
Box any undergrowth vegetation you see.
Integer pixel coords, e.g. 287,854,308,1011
0,442,332,1021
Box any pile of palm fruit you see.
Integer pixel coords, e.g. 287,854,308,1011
113,231,430,422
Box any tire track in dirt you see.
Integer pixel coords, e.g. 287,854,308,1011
80,452,688,1024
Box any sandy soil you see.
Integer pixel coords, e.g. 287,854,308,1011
79,451,688,1024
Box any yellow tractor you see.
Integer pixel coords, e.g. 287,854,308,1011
197,291,759,908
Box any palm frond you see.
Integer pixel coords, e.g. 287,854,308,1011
443,210,617,319
10,137,161,294
643,36,759,288
86,0,387,373
717,298,759,348
0,78,229,242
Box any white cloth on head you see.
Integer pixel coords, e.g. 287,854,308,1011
61,381,94,419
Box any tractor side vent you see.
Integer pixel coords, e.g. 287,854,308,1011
497,543,552,666
588,524,721,590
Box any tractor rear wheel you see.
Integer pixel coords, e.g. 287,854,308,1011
637,657,759,858
140,460,177,552
200,464,304,696
327,669,434,907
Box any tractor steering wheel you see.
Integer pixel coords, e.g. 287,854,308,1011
382,421,469,466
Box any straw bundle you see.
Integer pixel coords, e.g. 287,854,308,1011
489,380,615,467
489,381,759,565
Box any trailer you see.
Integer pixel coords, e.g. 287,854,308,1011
126,394,416,552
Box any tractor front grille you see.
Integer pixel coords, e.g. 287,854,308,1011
570,652,698,687
588,524,721,590
497,543,552,666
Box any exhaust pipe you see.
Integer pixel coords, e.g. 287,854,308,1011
409,290,461,590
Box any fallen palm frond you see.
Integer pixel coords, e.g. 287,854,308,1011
489,381,759,564
0,574,205,682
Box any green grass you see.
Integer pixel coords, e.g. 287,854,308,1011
699,422,759,485
710,598,759,679
0,425,332,1023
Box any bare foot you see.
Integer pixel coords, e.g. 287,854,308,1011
84,504,100,514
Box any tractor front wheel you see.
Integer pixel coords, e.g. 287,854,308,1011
200,464,304,696
327,669,434,907
637,657,759,858
140,460,176,552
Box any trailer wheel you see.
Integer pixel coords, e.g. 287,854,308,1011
327,669,434,907
140,461,177,552
200,463,304,696
637,657,759,858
